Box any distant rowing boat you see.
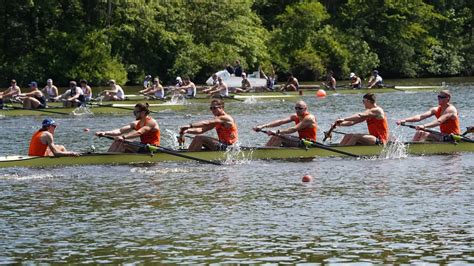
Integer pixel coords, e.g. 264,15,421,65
0,102,184,116
1,141,471,168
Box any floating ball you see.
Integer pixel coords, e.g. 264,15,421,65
302,175,313,182
316,89,326,98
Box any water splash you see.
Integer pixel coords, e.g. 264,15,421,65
72,106,93,116
378,140,408,159
167,93,187,105
223,142,253,164
243,96,257,104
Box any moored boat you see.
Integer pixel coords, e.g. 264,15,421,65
1,141,472,168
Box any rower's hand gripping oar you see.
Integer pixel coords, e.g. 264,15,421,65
400,123,474,143
323,123,337,142
98,134,222,165
256,129,363,158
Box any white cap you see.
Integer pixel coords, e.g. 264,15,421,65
349,73,355,78
176,76,182,82
47,78,53,83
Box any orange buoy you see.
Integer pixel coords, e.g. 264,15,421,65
302,175,313,182
316,89,326,98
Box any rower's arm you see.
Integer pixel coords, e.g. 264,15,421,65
256,117,293,130
397,108,436,124
337,112,367,126
280,116,313,134
423,108,456,129
97,123,134,137
41,133,78,157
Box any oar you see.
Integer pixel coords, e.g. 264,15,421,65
87,102,162,114
6,105,70,115
323,123,337,142
257,130,363,158
462,126,473,136
400,123,474,143
99,135,222,165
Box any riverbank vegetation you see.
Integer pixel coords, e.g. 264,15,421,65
0,0,472,86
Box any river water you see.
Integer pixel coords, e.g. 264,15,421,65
0,81,473,264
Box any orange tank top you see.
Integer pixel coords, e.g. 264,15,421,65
28,130,48,156
135,116,160,145
215,119,238,145
366,115,389,144
435,106,460,135
291,112,317,141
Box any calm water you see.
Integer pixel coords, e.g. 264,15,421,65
0,82,473,264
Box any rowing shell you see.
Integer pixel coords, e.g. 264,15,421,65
0,103,185,116
0,141,471,168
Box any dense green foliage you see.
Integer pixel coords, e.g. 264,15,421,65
0,0,472,86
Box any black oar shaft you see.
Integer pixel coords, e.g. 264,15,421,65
99,135,222,165
258,130,362,158
401,123,474,143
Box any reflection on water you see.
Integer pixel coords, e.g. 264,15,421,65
0,86,473,263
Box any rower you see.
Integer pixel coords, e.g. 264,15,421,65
253,100,317,147
321,71,337,91
80,79,93,102
28,118,79,157
42,79,59,101
95,103,160,152
100,79,125,101
53,80,86,107
280,73,299,92
179,99,238,151
0,79,21,108
139,77,165,99
349,72,362,89
332,93,389,145
178,77,197,98
18,81,47,109
206,77,229,98
367,70,384,88
396,90,460,142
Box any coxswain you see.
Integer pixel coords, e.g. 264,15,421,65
179,99,238,151
96,103,161,152
253,100,317,147
396,90,460,142
332,93,389,145
28,118,79,157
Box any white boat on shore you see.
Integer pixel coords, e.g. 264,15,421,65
206,70,267,88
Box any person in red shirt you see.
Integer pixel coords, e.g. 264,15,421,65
396,90,460,141
179,99,238,151
96,103,161,152
333,93,389,145
253,100,317,147
28,118,79,157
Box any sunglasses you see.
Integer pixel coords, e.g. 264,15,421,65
294,107,305,110
210,106,221,110
437,95,448,99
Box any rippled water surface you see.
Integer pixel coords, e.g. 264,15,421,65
0,82,473,264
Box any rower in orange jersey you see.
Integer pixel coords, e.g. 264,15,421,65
179,99,238,151
333,93,389,145
396,90,460,141
28,118,79,157
96,103,161,152
253,100,317,147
